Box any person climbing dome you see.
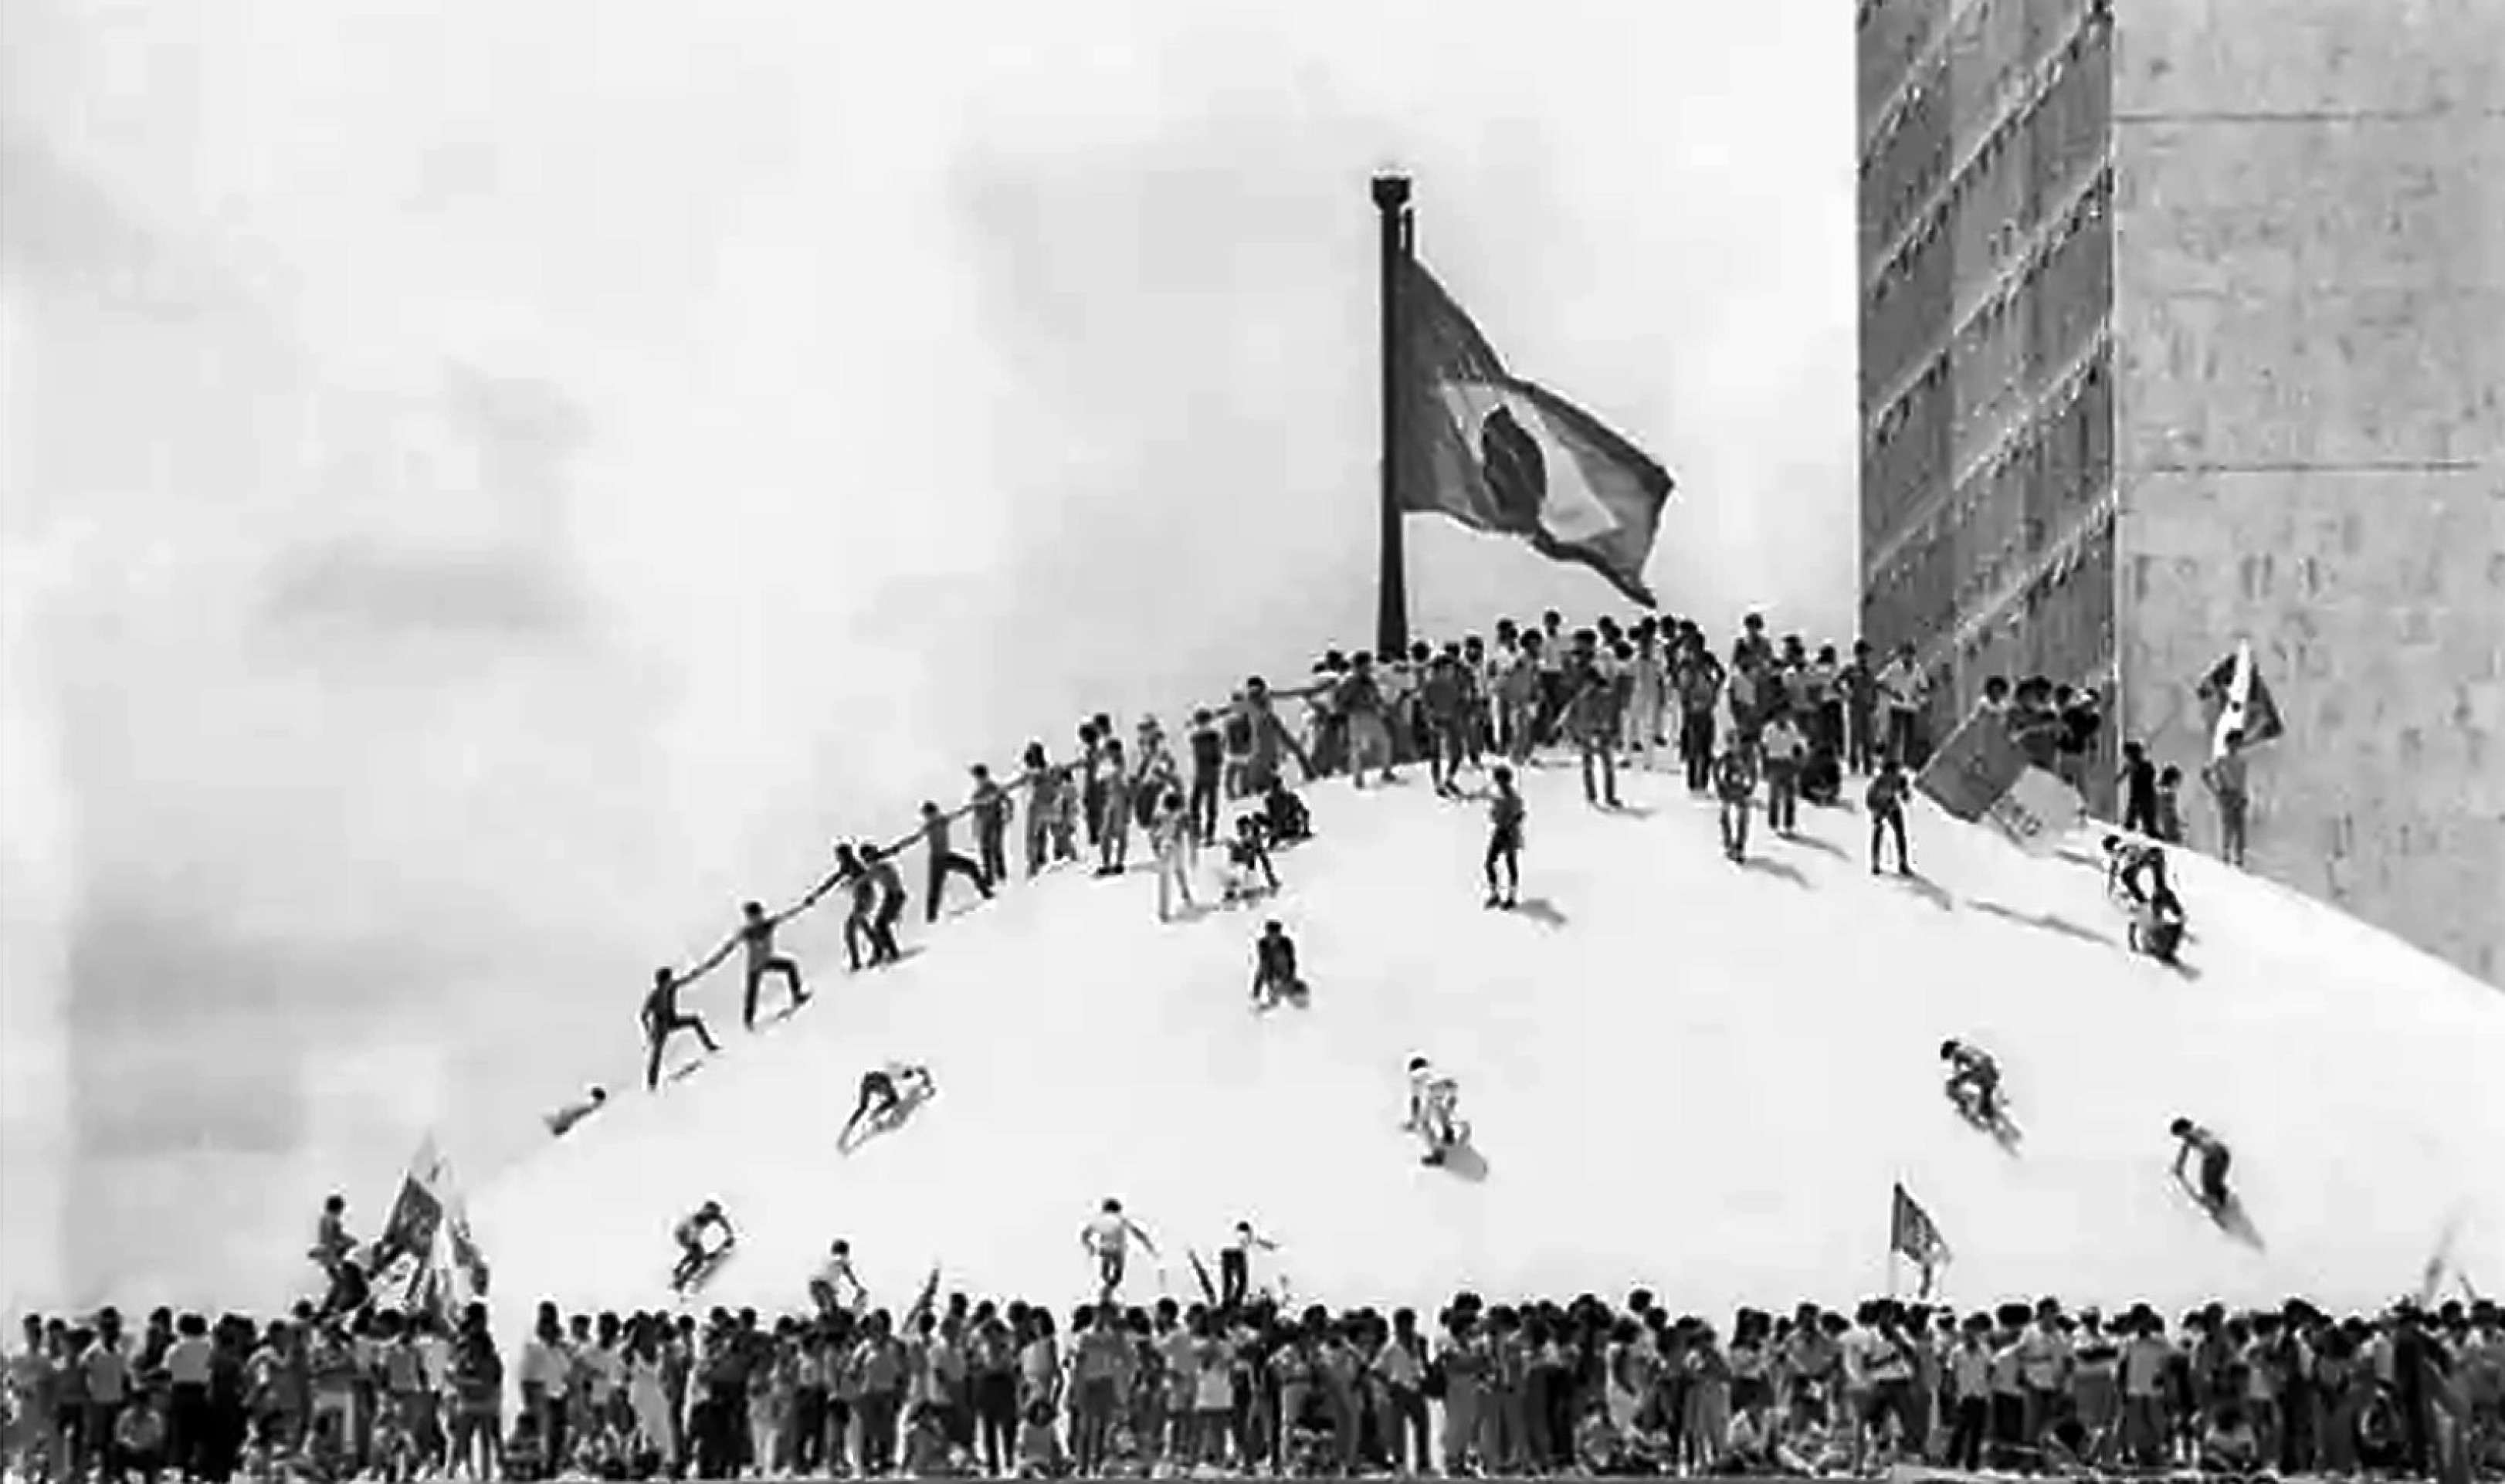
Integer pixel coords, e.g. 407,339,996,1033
1938,1040,2003,1124
2169,1117,2234,1211
670,1200,738,1291
642,967,722,1091
1251,920,1303,1008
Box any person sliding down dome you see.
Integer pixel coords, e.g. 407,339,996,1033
842,1061,934,1144
670,1200,737,1289
1405,1056,1467,1164
2169,1117,2233,1210
1938,1040,2004,1123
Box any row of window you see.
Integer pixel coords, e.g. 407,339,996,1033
1952,358,2114,618
1944,176,2113,454
1862,174,2113,543
1947,525,2117,717
1864,333,2111,640
1864,503,2116,700
1951,516,2118,700
1863,0,2113,311
1863,29,2112,404
1857,0,1948,141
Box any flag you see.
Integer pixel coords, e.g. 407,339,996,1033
1985,767,2085,856
1915,708,2029,822
893,1264,942,1327
2195,640,2285,761
1395,259,1675,606
368,1135,450,1279
1890,1182,1952,1296
370,1134,491,1317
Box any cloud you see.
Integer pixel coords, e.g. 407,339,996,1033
0,0,1854,1310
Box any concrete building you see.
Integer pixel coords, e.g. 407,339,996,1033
1855,0,2503,984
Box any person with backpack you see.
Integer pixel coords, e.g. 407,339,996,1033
1715,748,1758,863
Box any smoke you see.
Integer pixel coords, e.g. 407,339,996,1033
0,0,1852,1309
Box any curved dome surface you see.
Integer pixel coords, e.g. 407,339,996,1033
472,764,2505,1323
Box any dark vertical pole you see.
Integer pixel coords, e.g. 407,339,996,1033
1372,172,1413,659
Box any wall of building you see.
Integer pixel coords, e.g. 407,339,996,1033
2110,0,2505,984
1859,0,2122,785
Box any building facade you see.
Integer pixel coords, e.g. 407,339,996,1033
1856,0,2503,984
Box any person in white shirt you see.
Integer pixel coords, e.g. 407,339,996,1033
1080,1199,1157,1296
811,1239,867,1316
1405,1057,1468,1164
1876,642,1928,764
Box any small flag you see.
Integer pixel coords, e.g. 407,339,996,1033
2195,640,2285,761
1890,1182,1952,1297
906,1265,942,1324
1915,709,2029,823
1985,767,2086,856
1395,259,1675,607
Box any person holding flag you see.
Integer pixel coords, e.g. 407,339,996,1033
2194,641,2283,869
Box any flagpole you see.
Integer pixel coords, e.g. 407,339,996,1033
1372,171,1413,658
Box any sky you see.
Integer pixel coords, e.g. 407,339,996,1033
0,0,1856,1307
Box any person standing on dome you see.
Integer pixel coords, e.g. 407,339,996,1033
1080,1199,1158,1298
1483,765,1525,910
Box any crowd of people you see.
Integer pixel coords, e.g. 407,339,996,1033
619,605,2147,1106
5,1284,2495,1482
14,602,2344,1484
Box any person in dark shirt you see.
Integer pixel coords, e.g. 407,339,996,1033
2118,740,2160,836
642,967,722,1089
1222,815,1280,903
1484,765,1526,907
1866,757,1912,874
863,845,907,965
1252,921,1303,1008
968,767,1012,886
1186,710,1225,844
920,801,995,923
1263,778,1310,844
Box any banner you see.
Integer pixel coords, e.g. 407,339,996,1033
1915,708,2028,822
1889,1182,1951,1297
369,1133,490,1317
1985,767,2084,856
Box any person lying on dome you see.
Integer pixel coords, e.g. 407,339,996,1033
545,1085,607,1138
842,1061,935,1145
2169,1118,2234,1211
